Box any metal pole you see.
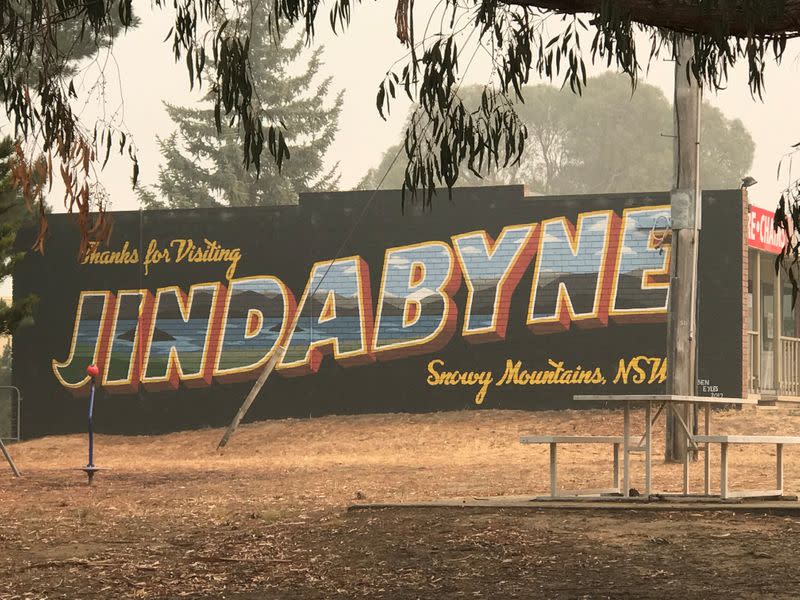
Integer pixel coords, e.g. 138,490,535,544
2,386,22,477
688,55,703,464
82,365,100,484
87,381,95,469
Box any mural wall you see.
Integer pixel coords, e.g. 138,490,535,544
13,186,746,437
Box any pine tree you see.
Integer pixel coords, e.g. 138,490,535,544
0,137,37,335
141,19,342,209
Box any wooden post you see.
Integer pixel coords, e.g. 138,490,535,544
549,443,558,498
217,347,286,451
666,37,701,463
704,404,711,495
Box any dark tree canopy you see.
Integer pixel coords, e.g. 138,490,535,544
508,1,800,36
0,0,795,251
506,1,800,36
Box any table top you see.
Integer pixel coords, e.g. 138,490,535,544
573,394,757,405
520,435,625,444
694,434,800,444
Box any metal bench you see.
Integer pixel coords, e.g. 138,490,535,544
694,435,800,499
520,435,624,498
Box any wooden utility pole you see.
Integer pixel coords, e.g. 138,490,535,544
665,37,702,463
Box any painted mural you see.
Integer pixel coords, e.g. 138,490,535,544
51,206,672,393
13,186,745,437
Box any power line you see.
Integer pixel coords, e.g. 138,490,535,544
308,24,483,299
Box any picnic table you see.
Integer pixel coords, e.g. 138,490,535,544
572,394,757,498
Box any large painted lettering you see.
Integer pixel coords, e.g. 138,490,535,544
373,242,462,360
53,291,116,395
279,256,374,376
214,276,296,383
453,224,538,343
609,206,671,323
527,211,620,333
141,282,226,390
102,290,154,394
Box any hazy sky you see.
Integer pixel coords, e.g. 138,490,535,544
73,4,800,217
8,2,800,302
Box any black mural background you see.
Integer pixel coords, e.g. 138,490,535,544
13,186,744,437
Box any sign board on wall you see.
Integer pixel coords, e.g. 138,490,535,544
13,187,746,438
748,204,786,254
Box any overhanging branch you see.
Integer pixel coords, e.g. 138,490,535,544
500,0,800,37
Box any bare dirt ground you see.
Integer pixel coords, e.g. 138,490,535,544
4,408,800,599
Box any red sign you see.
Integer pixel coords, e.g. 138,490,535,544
748,205,787,254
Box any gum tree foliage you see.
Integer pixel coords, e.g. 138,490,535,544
360,75,755,194
774,156,800,307
2,1,797,249
0,2,132,335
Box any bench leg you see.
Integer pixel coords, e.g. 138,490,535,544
704,404,711,496
613,443,620,492
720,442,729,500
683,442,690,496
777,443,784,496
549,442,558,498
623,405,630,497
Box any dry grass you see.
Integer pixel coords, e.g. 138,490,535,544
7,406,800,503
4,407,800,599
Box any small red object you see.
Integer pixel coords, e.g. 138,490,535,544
86,364,99,378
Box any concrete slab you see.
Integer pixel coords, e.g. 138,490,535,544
348,494,800,515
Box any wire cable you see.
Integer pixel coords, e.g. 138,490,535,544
307,18,483,299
